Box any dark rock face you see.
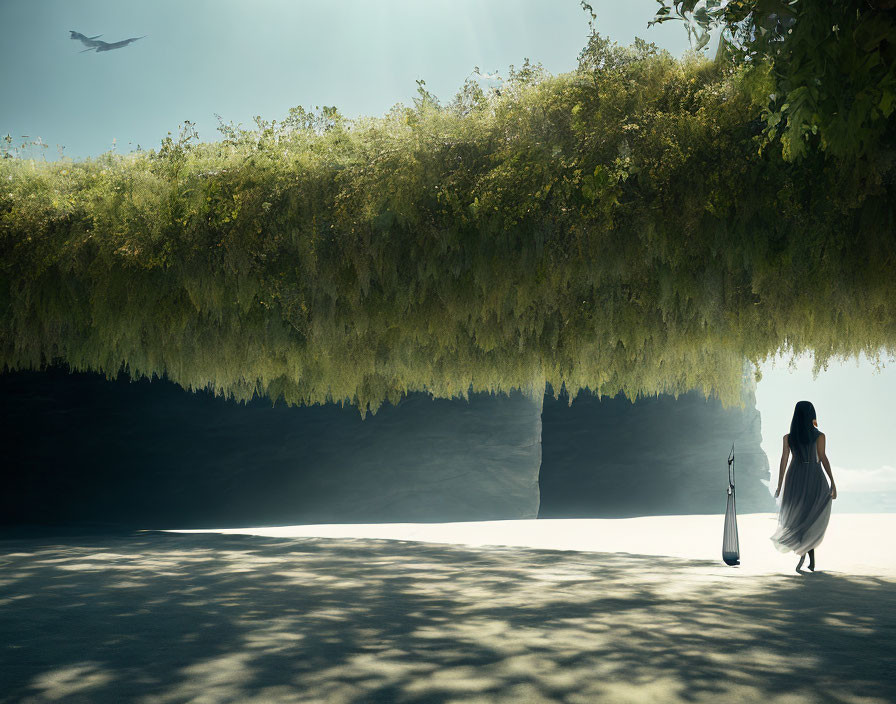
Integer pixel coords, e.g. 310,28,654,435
538,383,775,517
0,367,542,528
1,366,772,529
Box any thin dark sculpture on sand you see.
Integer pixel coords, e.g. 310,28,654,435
70,31,147,53
771,400,838,573
722,442,740,566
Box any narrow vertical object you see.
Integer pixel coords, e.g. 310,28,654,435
722,442,740,565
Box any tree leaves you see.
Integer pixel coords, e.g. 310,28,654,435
651,0,896,162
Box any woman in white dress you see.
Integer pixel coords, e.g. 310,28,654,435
770,400,838,572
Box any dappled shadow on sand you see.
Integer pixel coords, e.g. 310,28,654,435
1,531,893,703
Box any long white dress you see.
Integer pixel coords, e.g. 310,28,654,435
770,429,833,556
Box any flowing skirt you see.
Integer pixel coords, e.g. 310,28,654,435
770,460,832,556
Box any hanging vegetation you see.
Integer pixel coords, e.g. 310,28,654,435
1,34,894,417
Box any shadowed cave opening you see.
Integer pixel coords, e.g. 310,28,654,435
0,366,773,529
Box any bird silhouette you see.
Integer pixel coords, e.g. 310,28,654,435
77,35,147,53
69,31,104,49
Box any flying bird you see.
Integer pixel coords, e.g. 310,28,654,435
69,31,104,49
79,35,147,53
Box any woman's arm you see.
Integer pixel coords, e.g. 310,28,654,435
775,434,789,497
818,433,837,499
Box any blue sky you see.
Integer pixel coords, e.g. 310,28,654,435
0,0,696,160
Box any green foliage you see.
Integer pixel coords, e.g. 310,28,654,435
651,0,896,162
1,32,894,417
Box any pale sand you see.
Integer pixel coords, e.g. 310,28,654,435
1,514,893,703
172,513,896,578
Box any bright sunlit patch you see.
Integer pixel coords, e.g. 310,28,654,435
30,663,113,700
165,513,896,577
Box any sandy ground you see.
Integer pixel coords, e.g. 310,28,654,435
174,513,896,578
1,513,894,703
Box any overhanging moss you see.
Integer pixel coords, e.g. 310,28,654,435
1,39,894,417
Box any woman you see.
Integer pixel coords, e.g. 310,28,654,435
770,400,837,572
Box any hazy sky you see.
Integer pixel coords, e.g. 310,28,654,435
0,0,696,160
2,0,892,507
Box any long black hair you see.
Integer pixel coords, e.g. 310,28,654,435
788,400,820,461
